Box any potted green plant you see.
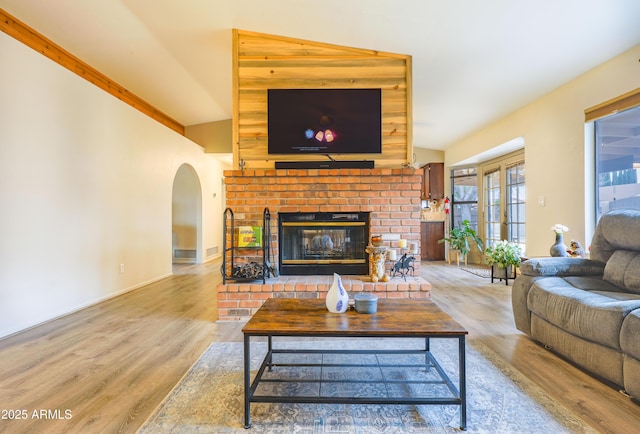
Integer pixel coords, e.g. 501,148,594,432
439,220,483,265
484,240,522,283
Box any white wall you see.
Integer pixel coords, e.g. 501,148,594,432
0,32,225,338
445,44,640,256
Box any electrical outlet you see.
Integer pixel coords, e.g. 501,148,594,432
120,264,125,274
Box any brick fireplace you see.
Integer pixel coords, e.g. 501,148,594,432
216,167,429,320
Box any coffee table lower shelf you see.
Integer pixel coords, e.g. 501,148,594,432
243,335,466,430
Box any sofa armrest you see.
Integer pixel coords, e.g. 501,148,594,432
519,257,605,277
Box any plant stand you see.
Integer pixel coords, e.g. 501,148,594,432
490,264,515,285
448,249,467,267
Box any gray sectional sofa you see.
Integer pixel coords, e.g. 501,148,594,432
512,209,640,399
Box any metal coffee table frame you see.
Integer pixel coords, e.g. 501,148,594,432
244,335,467,430
243,333,466,430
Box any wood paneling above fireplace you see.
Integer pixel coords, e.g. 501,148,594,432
232,29,412,170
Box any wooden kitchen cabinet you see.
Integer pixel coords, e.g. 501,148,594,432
421,162,444,200
421,221,445,261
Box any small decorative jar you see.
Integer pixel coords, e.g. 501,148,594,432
354,293,379,314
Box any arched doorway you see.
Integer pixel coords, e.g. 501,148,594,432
172,164,203,263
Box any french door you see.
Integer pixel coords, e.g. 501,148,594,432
482,154,526,254
506,163,526,251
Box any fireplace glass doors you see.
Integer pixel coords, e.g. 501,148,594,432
278,212,369,275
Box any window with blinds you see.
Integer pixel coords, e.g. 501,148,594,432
587,89,640,219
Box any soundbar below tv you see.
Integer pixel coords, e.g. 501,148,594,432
268,88,382,155
275,160,375,169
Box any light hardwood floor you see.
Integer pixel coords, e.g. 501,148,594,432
1,260,639,433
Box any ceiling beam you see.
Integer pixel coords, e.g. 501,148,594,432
0,8,185,135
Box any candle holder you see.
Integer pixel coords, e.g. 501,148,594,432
387,249,397,261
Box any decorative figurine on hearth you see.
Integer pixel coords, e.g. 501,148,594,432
391,253,415,280
370,249,389,282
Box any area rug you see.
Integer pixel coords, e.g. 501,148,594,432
138,339,597,434
460,266,492,278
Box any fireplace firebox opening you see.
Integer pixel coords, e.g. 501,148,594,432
278,212,369,275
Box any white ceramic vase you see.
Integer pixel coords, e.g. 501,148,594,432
326,273,349,313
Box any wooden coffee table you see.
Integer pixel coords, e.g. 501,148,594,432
242,298,468,430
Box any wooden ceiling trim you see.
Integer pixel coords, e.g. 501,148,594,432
0,8,185,135
585,87,640,122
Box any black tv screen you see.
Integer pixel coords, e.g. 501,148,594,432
268,88,382,155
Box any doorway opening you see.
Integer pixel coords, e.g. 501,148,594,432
172,164,203,263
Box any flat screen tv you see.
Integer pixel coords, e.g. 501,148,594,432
267,88,382,155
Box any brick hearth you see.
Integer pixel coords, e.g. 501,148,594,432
216,274,431,321
217,167,428,321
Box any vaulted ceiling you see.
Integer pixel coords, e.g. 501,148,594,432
1,0,639,150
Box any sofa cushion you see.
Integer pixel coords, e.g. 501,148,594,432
527,277,640,350
591,209,640,263
530,315,624,386
603,250,640,294
621,310,640,361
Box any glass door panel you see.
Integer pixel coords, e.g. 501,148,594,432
485,170,501,248
506,163,526,254
451,168,479,229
